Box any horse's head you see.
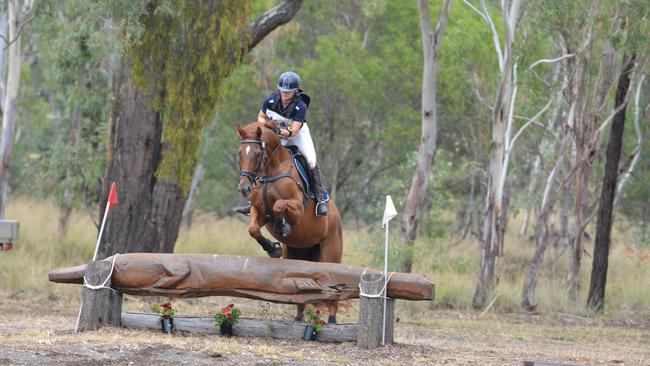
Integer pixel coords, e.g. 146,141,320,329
236,122,280,197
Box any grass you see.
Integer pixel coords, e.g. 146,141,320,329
1,196,649,322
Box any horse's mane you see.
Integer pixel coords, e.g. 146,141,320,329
239,122,281,145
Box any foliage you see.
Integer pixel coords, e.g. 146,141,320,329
126,0,252,193
214,303,241,326
151,302,175,319
303,307,325,332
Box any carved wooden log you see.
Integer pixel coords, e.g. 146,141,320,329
49,253,434,304
121,312,358,342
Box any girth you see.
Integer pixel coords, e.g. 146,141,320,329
258,169,309,215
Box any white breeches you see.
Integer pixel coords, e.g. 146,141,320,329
282,123,318,169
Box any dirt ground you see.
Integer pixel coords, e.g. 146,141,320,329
1,293,649,366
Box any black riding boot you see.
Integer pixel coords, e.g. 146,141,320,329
235,202,251,216
310,165,329,216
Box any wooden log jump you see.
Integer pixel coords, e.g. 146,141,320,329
49,253,435,347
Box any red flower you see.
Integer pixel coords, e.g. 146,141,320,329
228,304,234,308
227,313,232,319
315,309,321,315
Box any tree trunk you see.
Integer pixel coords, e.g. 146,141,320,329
98,64,182,257
97,1,304,257
399,0,452,273
0,12,8,114
567,164,588,302
0,0,21,219
587,54,635,313
182,163,205,229
472,0,521,309
522,132,571,310
59,102,82,236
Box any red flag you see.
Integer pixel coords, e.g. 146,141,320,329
108,182,118,209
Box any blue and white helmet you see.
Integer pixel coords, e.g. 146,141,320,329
277,71,301,92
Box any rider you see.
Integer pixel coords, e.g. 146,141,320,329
236,71,329,216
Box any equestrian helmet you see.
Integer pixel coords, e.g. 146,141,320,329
277,71,301,92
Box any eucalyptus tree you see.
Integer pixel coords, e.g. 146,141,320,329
95,0,304,257
399,0,452,273
588,0,650,313
462,0,522,309
522,0,649,310
0,0,34,218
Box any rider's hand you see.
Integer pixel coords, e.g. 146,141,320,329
265,120,281,135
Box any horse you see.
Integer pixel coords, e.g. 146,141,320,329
236,121,344,323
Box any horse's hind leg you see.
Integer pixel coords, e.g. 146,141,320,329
272,199,303,237
320,236,343,324
320,211,344,323
294,303,305,322
326,302,338,324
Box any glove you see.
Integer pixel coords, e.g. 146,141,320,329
264,121,281,135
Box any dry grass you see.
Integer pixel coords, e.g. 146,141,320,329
2,196,649,320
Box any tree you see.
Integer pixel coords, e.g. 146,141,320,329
0,0,33,218
97,0,304,258
466,0,522,309
399,0,452,273
587,54,635,313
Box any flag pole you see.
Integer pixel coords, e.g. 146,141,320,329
380,195,396,345
75,182,118,332
382,217,389,345
92,202,111,262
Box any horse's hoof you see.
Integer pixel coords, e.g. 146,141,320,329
268,242,282,258
328,315,336,324
281,222,292,237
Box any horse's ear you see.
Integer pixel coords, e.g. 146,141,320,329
256,127,263,139
236,124,245,138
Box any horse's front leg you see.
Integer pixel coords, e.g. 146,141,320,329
248,204,282,258
272,199,304,237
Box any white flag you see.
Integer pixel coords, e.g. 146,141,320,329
382,195,397,228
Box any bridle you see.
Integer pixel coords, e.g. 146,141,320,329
239,139,266,184
239,138,282,184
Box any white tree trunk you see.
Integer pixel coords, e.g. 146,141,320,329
0,0,22,219
471,0,521,309
181,163,205,229
0,12,8,113
399,0,452,272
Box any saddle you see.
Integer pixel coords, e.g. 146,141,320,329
285,145,330,204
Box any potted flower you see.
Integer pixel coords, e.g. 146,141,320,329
303,308,326,341
214,304,241,337
151,302,175,333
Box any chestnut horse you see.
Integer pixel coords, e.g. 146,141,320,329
236,122,343,323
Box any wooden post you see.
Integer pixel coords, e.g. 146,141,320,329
77,260,122,331
357,272,394,348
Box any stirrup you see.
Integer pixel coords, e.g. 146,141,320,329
234,204,251,216
316,201,329,216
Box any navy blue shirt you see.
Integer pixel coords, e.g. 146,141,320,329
262,92,308,123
